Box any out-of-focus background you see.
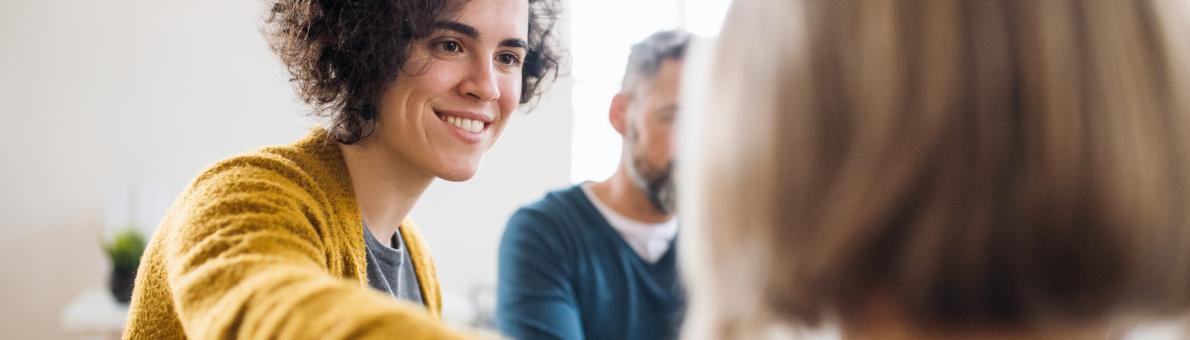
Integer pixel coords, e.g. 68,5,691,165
0,0,730,338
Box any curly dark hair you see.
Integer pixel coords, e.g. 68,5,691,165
263,0,562,144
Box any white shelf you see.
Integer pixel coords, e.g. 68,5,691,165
62,288,127,340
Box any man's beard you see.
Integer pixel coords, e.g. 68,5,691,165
630,159,676,215
626,125,677,215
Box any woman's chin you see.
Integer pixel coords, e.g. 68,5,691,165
434,163,481,182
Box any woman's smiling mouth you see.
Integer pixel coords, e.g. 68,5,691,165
436,110,493,143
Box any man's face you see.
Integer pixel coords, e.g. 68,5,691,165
624,59,683,214
371,0,529,182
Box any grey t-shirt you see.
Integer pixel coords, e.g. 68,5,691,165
363,225,424,305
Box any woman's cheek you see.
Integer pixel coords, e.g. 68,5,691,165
502,78,523,111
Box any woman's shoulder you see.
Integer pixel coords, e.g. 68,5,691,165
169,128,353,220
191,128,347,197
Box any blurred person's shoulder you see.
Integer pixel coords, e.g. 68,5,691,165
506,184,595,240
521,184,587,213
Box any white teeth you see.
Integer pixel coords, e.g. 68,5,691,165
444,115,483,133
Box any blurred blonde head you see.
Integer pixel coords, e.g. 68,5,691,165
679,0,1190,338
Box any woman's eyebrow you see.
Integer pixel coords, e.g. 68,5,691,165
434,21,479,39
501,39,527,50
434,20,527,50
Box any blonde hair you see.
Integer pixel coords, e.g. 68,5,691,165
678,0,1190,338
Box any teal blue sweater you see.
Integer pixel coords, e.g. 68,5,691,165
496,185,685,340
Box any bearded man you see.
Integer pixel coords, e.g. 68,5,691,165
495,30,691,340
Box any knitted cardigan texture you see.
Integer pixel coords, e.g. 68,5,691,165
124,128,466,339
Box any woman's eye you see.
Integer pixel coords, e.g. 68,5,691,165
438,41,462,53
498,53,522,66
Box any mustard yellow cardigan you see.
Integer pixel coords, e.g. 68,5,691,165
125,128,468,339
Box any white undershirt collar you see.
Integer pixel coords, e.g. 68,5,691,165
581,183,679,263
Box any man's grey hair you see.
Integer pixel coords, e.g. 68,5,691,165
620,30,693,95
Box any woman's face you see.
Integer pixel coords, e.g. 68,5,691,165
372,0,529,182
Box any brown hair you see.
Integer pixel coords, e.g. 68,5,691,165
679,0,1190,337
263,0,562,144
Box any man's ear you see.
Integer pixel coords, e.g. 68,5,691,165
609,93,629,136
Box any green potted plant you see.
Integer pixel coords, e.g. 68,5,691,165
104,228,147,304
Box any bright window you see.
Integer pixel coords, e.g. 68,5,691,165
569,0,733,183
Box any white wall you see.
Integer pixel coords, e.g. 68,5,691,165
0,1,572,338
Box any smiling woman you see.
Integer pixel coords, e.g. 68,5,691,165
364,0,534,183
265,0,560,145
121,0,562,339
